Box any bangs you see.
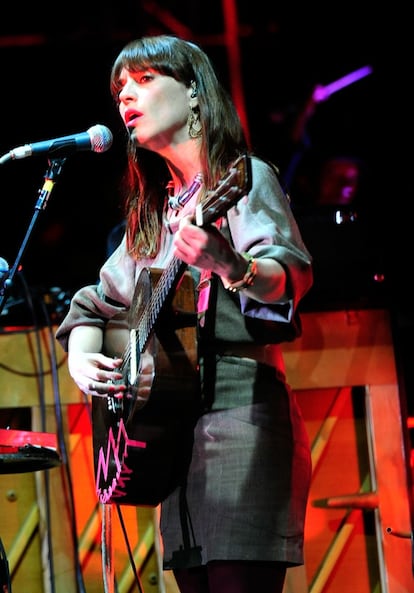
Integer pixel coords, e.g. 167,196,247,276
110,36,193,97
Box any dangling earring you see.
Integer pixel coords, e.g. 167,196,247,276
189,80,202,138
189,109,202,138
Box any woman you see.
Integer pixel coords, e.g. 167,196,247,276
56,35,313,593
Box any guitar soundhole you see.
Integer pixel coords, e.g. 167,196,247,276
117,346,156,419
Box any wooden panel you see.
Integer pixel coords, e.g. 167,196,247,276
0,402,165,593
282,309,413,593
295,387,379,593
282,309,397,389
0,471,43,593
366,384,414,592
0,309,397,409
0,326,80,407
1,310,412,593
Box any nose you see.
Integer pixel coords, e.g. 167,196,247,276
119,78,138,103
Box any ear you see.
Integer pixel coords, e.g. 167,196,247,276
189,80,198,108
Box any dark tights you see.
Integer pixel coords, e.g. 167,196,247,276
173,560,287,593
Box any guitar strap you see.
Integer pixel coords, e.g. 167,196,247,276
196,217,223,328
196,270,211,329
164,483,202,569
196,221,224,413
101,503,115,593
166,221,226,567
179,484,198,552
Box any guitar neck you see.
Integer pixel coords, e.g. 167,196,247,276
137,257,188,352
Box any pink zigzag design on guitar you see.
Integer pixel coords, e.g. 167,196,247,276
95,418,146,503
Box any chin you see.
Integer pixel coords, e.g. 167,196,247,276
128,128,142,146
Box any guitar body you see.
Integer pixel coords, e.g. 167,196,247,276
92,269,200,506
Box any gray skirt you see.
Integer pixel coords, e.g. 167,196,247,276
160,355,311,569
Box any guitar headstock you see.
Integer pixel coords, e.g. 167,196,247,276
194,153,252,227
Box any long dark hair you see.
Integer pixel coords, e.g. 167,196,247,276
110,35,247,258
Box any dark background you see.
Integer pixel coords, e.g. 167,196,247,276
0,3,410,410
0,1,394,289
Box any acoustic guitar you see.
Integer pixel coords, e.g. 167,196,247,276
92,153,252,506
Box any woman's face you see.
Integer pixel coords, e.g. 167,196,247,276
117,67,193,151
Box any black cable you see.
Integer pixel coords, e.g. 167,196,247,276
39,295,87,593
0,537,12,593
18,273,58,593
116,505,145,593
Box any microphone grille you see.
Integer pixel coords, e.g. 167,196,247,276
88,124,113,153
0,257,9,274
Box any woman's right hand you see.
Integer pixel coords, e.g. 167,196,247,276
68,350,126,396
67,324,127,396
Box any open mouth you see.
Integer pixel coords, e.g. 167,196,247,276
125,110,141,126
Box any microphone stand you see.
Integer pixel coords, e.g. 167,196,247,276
0,157,67,316
0,157,67,593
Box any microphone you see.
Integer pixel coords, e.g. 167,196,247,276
0,257,9,276
0,257,10,296
0,257,10,284
0,124,113,164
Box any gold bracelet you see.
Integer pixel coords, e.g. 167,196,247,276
225,253,258,293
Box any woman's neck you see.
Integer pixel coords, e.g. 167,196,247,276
161,140,203,193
